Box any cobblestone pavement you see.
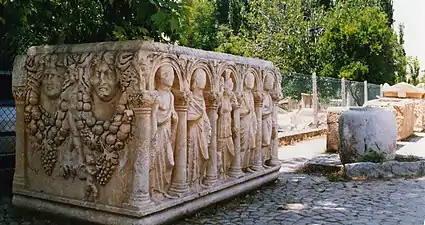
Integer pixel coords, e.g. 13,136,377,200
2,136,425,225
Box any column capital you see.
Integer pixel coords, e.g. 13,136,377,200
253,92,264,106
127,91,158,109
13,86,27,103
205,91,220,107
173,90,192,106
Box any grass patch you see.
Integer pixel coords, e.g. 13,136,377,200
359,149,386,163
326,169,347,182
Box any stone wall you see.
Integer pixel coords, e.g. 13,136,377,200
326,107,349,153
11,40,283,225
364,99,415,140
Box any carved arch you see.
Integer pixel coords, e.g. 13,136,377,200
217,61,240,92
146,53,187,92
242,66,262,92
186,58,215,92
262,68,277,91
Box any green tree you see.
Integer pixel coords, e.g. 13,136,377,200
179,0,217,50
318,0,398,85
0,0,185,70
395,23,407,83
407,56,420,85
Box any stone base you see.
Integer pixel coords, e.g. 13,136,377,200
13,166,280,225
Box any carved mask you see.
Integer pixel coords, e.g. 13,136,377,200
244,72,255,90
91,62,119,102
42,68,64,99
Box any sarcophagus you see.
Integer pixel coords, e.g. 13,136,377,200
11,40,283,225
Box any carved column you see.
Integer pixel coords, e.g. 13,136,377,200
169,91,190,196
12,87,27,189
204,92,219,186
228,93,244,178
251,92,264,171
126,91,157,209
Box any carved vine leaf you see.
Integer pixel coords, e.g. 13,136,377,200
127,91,159,108
13,87,27,102
173,90,192,106
205,91,221,106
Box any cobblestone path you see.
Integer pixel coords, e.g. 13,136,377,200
2,136,425,225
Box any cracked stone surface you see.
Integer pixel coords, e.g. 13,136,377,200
2,136,425,224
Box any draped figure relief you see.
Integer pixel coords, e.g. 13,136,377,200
217,70,238,179
150,65,178,199
262,72,275,165
187,68,211,190
239,71,257,171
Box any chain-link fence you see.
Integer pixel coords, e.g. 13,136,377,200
278,72,382,135
0,71,15,171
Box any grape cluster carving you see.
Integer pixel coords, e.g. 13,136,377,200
24,55,70,175
75,90,133,186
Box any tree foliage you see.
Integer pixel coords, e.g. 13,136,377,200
318,0,399,84
1,0,408,93
0,0,185,70
407,56,420,85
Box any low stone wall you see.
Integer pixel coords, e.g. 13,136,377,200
364,99,415,140
278,128,326,146
325,107,349,153
11,40,283,225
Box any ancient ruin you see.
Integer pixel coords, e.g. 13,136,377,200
11,40,283,225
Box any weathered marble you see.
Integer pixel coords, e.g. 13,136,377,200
11,40,283,225
338,107,397,165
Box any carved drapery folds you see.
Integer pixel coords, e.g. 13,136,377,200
15,47,282,207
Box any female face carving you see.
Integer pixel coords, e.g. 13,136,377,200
264,73,275,91
91,62,119,102
244,72,255,90
224,76,234,92
193,69,207,90
156,65,175,89
42,69,64,99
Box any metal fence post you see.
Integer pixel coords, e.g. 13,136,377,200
363,80,368,105
380,84,383,98
312,73,318,127
341,78,346,107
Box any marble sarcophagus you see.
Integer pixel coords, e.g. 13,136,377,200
11,40,283,225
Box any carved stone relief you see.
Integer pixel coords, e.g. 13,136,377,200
13,41,283,224
187,68,211,189
217,70,237,179
23,51,139,202
262,71,275,164
150,65,178,198
239,71,257,171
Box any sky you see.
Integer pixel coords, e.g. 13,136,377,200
393,0,425,76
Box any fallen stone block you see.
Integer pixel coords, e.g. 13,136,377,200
302,154,342,174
